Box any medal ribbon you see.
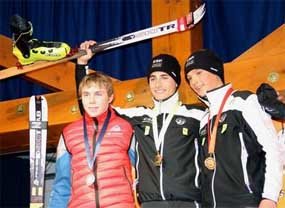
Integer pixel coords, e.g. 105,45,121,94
152,102,180,154
83,109,111,169
207,88,233,154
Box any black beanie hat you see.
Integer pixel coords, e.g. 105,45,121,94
184,49,224,82
147,54,181,87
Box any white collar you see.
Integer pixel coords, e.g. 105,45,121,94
153,92,179,115
203,83,233,114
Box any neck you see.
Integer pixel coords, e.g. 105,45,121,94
84,107,111,123
153,92,179,114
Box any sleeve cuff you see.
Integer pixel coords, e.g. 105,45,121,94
262,192,279,203
76,64,88,70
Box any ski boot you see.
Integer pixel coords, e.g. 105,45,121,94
10,14,71,65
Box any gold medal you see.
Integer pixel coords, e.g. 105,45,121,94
204,155,216,170
86,173,95,186
153,153,163,166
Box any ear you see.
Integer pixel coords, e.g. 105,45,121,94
108,94,114,103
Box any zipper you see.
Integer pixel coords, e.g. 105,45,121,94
194,138,199,188
155,101,166,200
238,132,253,193
94,161,100,208
211,153,217,208
123,166,133,193
160,111,166,200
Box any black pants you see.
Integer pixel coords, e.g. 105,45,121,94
141,201,200,208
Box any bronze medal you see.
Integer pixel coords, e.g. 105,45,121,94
86,173,95,186
204,156,216,170
153,153,163,167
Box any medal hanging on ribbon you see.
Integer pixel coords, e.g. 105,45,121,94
152,102,180,167
83,109,111,186
205,87,233,171
153,152,163,167
86,173,96,186
204,154,216,170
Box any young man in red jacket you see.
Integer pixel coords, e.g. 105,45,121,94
49,72,135,208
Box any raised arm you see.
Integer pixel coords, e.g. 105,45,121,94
75,40,97,115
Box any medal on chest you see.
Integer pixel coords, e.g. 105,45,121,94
86,173,96,186
153,152,163,167
204,154,216,170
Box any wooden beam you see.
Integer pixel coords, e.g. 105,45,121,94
23,61,76,91
151,0,203,59
113,77,153,108
226,53,285,91
0,35,75,91
151,0,203,105
235,24,285,61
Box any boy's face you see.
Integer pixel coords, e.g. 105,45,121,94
186,69,223,97
81,83,113,117
149,71,177,101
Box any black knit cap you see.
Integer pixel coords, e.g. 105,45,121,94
184,49,224,82
147,54,181,87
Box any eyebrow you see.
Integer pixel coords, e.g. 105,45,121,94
150,73,170,78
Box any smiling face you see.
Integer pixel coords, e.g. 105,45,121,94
81,83,113,117
186,69,223,97
149,71,177,101
79,72,114,117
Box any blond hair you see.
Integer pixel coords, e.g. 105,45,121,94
78,72,114,98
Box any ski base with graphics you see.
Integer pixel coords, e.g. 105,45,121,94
29,95,48,208
0,3,205,80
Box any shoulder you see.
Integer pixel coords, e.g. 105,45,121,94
232,90,254,100
111,109,133,130
114,105,152,117
177,103,206,121
184,103,206,111
63,118,83,134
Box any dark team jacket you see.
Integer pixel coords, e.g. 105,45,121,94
116,92,206,204
198,84,282,207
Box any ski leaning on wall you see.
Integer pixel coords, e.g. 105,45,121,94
29,95,48,208
0,3,205,80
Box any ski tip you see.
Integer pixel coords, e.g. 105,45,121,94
193,3,206,25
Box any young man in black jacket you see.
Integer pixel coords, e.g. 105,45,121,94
184,49,283,208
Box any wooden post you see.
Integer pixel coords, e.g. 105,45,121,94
151,0,203,104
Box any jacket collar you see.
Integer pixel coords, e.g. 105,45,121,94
200,83,233,114
84,107,112,125
152,91,179,114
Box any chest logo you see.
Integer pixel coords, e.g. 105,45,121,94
142,117,152,123
200,128,206,136
110,125,121,132
175,117,186,125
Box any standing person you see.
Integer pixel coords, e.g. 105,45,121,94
76,41,206,208
184,49,283,208
48,72,135,208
